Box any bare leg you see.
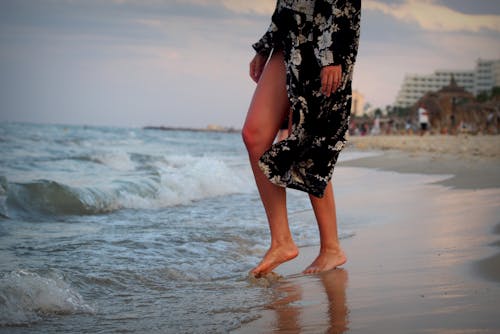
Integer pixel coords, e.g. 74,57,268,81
276,109,292,142
304,181,347,274
242,52,298,276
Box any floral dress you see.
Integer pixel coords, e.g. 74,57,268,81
252,0,361,198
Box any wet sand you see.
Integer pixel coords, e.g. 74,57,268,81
345,135,500,189
234,136,500,333
347,134,500,158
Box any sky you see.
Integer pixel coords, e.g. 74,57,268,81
0,0,499,128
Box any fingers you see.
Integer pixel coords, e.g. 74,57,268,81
332,69,341,92
321,72,333,96
249,54,266,83
323,69,339,96
249,60,258,83
321,65,342,97
249,60,260,83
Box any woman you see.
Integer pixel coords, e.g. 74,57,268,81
242,0,361,276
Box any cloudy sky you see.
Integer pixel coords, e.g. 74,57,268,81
0,0,499,128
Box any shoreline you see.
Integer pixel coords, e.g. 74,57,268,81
143,125,239,133
234,138,500,333
346,134,500,158
340,150,500,190
342,135,500,190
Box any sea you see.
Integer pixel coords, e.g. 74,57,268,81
0,122,446,333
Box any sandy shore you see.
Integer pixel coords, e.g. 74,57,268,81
234,136,500,333
343,135,500,190
347,134,500,158
341,152,500,190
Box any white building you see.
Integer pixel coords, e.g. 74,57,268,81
394,58,500,108
351,89,365,117
475,59,500,95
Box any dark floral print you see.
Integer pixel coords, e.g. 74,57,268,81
252,0,361,198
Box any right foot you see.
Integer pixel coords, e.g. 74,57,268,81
251,243,299,277
303,247,347,274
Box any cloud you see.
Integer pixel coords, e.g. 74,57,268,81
219,0,274,15
106,0,274,16
365,0,500,33
173,0,273,16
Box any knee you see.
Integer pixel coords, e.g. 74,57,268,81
242,122,265,156
241,123,257,151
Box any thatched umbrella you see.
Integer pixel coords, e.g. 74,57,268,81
412,76,475,133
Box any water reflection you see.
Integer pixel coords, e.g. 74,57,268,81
268,269,349,333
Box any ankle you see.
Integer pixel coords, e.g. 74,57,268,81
319,243,343,254
271,237,297,249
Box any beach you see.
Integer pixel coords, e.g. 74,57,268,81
235,135,500,333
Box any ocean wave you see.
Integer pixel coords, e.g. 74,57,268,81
0,270,94,326
72,151,136,171
6,179,119,216
0,176,8,219
150,155,253,206
2,155,252,217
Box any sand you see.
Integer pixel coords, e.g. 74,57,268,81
347,134,500,158
344,135,500,191
233,135,500,334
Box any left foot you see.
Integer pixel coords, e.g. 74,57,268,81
251,243,299,277
303,247,346,274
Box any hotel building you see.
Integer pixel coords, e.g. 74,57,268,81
394,58,500,108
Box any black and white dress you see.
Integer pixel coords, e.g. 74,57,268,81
252,0,361,197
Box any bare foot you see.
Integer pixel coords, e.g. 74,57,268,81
303,247,346,274
251,243,299,277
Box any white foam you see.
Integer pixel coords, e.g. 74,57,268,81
90,151,136,171
0,270,94,326
6,154,255,216
118,155,254,209
164,155,251,194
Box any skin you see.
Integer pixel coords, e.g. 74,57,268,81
243,51,346,277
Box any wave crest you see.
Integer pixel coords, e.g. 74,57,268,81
0,270,94,326
3,155,252,217
6,179,118,215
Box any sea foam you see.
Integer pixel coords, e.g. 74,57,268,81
0,270,94,326
87,150,136,171
151,155,253,206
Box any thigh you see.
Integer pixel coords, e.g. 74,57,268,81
244,51,290,146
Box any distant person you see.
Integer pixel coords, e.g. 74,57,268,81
242,0,361,276
486,111,494,134
371,116,380,135
450,114,456,134
405,118,412,135
418,104,429,135
389,118,395,134
363,122,369,136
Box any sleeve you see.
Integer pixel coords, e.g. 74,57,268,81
252,1,281,58
313,0,361,70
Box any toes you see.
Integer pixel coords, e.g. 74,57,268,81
251,267,265,277
251,262,274,277
303,266,319,275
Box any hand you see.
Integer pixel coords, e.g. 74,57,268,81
249,53,267,83
321,65,342,97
